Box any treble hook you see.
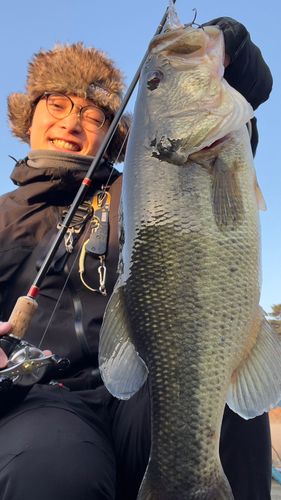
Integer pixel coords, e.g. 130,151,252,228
191,8,197,24
184,8,202,29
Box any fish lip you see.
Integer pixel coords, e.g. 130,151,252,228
149,25,221,56
149,26,201,53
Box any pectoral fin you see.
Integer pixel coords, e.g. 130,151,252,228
227,307,281,419
99,281,148,400
212,157,244,229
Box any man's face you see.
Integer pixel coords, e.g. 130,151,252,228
29,94,110,156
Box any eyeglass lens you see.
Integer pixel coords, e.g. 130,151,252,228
46,93,106,131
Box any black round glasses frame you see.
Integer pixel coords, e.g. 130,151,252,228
42,92,111,132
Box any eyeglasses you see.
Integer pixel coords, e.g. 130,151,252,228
43,92,111,132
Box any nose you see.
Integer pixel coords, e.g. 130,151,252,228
59,105,83,132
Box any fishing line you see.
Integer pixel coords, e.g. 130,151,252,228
37,225,91,349
104,121,133,190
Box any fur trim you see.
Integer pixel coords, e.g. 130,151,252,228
7,42,131,163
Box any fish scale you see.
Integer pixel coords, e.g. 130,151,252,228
99,24,281,499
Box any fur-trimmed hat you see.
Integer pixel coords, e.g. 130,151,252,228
7,42,131,163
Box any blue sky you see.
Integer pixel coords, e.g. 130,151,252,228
0,0,280,315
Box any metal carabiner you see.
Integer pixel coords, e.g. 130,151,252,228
98,260,107,296
64,228,75,253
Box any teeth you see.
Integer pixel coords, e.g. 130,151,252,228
51,139,80,152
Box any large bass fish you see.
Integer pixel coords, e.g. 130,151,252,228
99,20,281,500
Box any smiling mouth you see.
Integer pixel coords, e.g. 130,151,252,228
50,139,81,152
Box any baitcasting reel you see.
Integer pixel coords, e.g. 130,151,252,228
0,335,70,392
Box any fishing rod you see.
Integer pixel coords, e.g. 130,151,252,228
25,0,177,300
0,1,177,391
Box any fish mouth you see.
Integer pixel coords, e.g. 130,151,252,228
149,25,221,59
50,139,81,152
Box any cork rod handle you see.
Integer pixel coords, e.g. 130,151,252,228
8,296,38,340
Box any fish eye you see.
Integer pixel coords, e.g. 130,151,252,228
147,70,164,91
147,70,163,84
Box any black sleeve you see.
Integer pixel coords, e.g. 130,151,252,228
220,405,272,500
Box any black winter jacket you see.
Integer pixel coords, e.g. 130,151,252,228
0,157,122,389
